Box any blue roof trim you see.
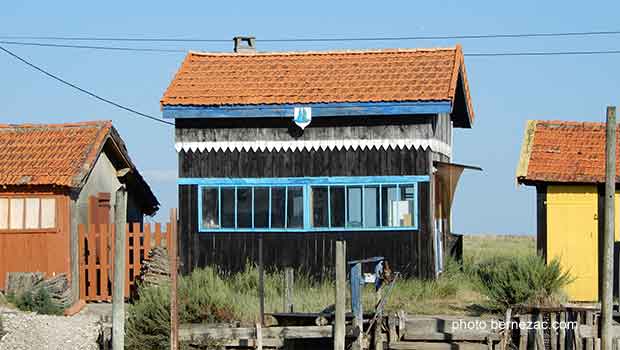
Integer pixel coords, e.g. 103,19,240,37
178,175,430,186
163,101,451,119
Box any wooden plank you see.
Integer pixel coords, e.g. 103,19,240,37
87,224,97,300
132,222,141,287
559,312,566,350
178,324,356,341
143,223,151,258
100,224,109,301
388,341,490,350
576,312,584,350
125,224,130,296
78,224,86,300
256,323,262,350
518,314,529,350
154,223,162,247
402,332,500,342
551,312,558,350
586,311,594,350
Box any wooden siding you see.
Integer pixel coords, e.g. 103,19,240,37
178,181,435,279
179,148,430,178
0,190,71,290
176,115,452,146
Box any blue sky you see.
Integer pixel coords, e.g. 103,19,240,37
1,1,619,234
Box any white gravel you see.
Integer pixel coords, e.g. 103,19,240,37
0,307,101,350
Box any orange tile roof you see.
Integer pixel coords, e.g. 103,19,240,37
517,120,620,184
161,46,473,121
0,121,112,187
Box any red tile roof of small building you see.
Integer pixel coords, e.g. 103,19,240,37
161,46,474,123
516,120,619,184
0,121,112,187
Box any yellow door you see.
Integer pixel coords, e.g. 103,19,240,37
546,185,598,301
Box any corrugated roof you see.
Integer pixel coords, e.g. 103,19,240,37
161,46,474,123
517,120,620,184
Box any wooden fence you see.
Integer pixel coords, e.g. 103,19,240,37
507,305,611,350
78,221,174,302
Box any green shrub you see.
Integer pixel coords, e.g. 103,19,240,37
7,287,63,315
126,267,234,350
475,255,572,310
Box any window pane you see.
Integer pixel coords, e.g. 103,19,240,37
9,198,24,229
330,186,345,227
221,188,235,228
237,187,252,228
346,186,363,228
363,186,380,228
311,187,328,228
381,186,399,227
270,187,286,228
399,185,416,227
201,187,219,229
40,198,56,229
287,187,303,228
254,187,269,228
0,198,7,229
25,198,40,229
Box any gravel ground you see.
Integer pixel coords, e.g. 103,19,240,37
0,306,101,350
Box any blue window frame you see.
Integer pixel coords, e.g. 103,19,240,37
182,176,428,232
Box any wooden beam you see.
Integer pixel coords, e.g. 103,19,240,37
334,240,346,350
603,106,617,350
112,186,127,350
179,324,356,341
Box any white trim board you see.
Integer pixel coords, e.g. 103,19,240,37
175,138,452,157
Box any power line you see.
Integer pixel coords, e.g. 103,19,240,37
0,40,185,53
466,49,620,57
0,45,174,126
1,29,620,42
1,39,620,57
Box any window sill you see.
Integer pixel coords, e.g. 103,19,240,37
0,228,59,234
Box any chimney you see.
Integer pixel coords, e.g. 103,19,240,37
233,36,256,53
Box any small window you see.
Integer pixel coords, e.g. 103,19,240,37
271,187,286,228
346,186,363,228
381,186,399,227
311,187,329,228
9,198,24,229
237,187,252,228
330,186,345,228
0,198,8,229
254,187,269,228
363,186,380,228
0,197,56,231
287,187,303,228
201,187,219,229
221,188,235,228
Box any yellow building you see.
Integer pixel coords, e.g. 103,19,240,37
517,120,620,302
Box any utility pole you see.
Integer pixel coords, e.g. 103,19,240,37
602,105,616,350
113,186,127,350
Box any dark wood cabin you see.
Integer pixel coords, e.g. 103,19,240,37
162,42,476,278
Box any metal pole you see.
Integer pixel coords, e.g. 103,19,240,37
334,240,346,350
112,186,127,350
258,235,265,326
170,208,179,350
602,105,616,350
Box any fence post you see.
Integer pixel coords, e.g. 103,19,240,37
284,267,294,313
113,186,127,350
603,106,617,350
170,208,179,350
334,240,346,350
258,235,265,326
